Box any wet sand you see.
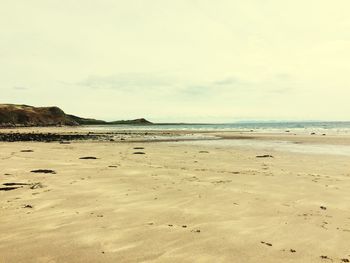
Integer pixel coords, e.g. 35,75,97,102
1,129,350,262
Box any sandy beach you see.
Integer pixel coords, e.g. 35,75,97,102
3,0,350,261
1,129,350,263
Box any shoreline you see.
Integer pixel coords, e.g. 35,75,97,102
1,126,350,146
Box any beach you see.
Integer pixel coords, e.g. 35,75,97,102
1,128,350,262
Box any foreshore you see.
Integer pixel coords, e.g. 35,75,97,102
2,126,350,144
1,127,350,262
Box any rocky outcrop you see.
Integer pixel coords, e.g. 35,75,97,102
0,104,153,127
0,104,78,127
67,114,107,125
68,116,153,125
108,118,153,125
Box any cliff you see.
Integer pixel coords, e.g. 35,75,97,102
0,104,153,127
0,104,78,127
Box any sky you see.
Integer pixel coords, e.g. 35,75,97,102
1,0,350,123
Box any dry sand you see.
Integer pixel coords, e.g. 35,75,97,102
1,130,350,262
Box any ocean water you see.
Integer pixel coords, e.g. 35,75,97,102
82,121,350,156
84,121,350,135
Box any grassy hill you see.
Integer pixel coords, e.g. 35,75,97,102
0,104,153,127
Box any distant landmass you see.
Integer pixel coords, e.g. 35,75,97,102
0,104,153,127
67,114,152,126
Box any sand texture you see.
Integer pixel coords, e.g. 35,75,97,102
1,133,350,262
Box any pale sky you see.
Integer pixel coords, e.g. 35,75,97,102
1,0,350,122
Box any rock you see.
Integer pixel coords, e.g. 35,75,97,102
261,241,272,247
31,169,56,174
0,187,21,191
3,183,30,186
256,155,274,158
59,141,71,144
0,132,99,142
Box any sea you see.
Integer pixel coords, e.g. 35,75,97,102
84,121,350,135
83,122,350,156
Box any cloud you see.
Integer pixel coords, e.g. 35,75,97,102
1,0,350,121
211,75,295,95
213,77,240,86
77,72,295,105
12,86,28,91
78,73,178,92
